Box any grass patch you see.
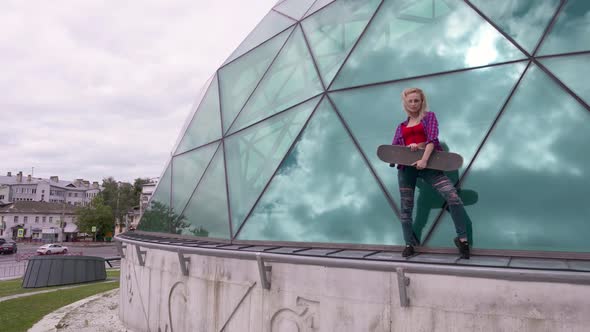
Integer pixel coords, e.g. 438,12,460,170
0,280,119,331
0,269,120,299
107,269,120,279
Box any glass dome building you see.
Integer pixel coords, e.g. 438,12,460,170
137,0,590,258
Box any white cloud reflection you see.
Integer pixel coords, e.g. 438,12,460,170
239,100,402,245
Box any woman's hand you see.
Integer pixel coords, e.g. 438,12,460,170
412,158,428,170
408,143,419,151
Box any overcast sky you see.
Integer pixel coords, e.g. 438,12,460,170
0,0,277,183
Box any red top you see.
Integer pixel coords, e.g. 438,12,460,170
401,122,427,145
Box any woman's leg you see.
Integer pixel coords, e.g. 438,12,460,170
398,167,419,246
421,170,468,241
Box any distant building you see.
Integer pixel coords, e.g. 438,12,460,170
0,171,101,206
0,201,78,242
0,184,9,204
139,178,158,219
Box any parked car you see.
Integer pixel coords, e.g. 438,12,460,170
0,241,17,254
36,243,68,255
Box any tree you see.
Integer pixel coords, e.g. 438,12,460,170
100,177,148,226
75,196,114,240
138,201,189,234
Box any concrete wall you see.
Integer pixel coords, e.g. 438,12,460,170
119,246,590,332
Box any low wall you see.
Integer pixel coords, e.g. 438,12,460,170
23,255,106,288
119,245,590,332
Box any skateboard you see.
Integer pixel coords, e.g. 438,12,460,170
377,145,463,171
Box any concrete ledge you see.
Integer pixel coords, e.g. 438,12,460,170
117,241,590,332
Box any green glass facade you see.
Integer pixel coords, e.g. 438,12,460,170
138,0,590,256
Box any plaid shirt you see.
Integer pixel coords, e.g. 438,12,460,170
391,112,443,169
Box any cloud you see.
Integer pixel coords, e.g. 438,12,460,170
0,0,277,183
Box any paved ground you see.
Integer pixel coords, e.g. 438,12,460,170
28,288,134,332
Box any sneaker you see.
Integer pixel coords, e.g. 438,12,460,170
454,237,470,259
402,245,415,258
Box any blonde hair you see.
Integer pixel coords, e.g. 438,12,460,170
401,87,429,120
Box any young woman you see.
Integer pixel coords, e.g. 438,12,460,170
391,88,470,259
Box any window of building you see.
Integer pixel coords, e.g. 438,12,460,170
35,216,39,223
24,216,28,224
49,217,53,223
42,216,46,223
14,216,18,223
74,193,78,197
0,195,4,200
32,189,36,194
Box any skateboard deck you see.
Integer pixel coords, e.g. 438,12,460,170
377,145,463,171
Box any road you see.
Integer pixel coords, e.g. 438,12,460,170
0,242,118,264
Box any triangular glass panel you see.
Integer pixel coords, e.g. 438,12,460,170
227,26,324,135
149,162,172,209
274,0,317,20
301,0,381,87
237,98,402,245
219,27,294,134
138,162,173,233
331,0,527,89
223,11,296,66
537,0,590,55
171,74,215,154
174,75,222,155
225,96,321,235
303,0,335,18
426,64,590,252
171,142,219,215
179,143,230,239
469,0,560,54
540,54,590,105
330,62,526,244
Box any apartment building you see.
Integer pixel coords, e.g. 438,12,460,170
139,178,158,217
0,171,101,206
0,201,78,241
0,184,9,204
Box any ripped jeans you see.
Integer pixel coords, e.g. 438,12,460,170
398,167,468,246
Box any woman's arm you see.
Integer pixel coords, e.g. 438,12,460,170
413,142,434,170
392,124,403,146
424,112,440,147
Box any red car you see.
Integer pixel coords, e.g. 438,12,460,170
0,241,17,254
